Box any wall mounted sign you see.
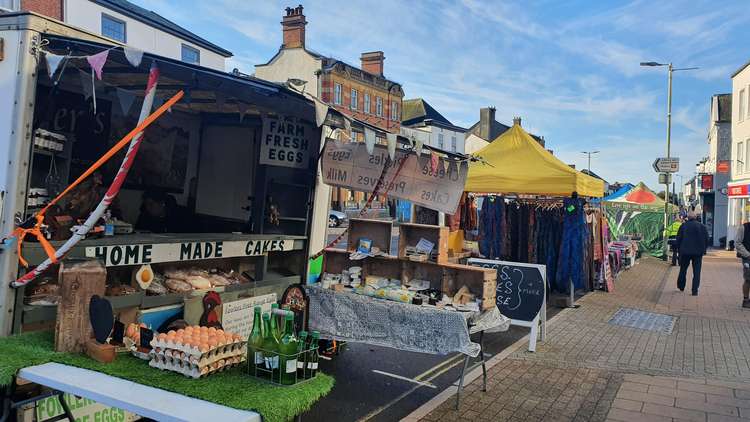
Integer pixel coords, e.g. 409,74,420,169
320,139,467,214
85,239,293,267
260,116,313,169
728,184,750,198
717,160,730,174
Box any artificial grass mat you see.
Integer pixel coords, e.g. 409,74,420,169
0,331,334,422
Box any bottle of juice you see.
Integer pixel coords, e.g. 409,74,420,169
270,303,281,341
261,313,279,380
296,331,308,379
308,331,320,378
278,313,300,385
248,306,264,373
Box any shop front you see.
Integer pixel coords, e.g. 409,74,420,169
727,181,750,248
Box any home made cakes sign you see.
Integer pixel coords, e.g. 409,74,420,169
321,139,467,214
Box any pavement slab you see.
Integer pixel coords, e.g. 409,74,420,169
411,254,750,422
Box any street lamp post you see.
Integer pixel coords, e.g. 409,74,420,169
640,61,698,256
581,150,599,172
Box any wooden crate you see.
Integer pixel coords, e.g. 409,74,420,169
347,218,393,255
398,223,449,264
55,260,106,353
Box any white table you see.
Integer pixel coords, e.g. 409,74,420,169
17,363,261,422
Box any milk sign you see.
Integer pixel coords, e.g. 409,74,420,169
260,116,313,169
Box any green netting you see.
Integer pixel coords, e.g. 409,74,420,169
605,209,666,258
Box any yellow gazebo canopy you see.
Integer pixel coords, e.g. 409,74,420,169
465,124,604,197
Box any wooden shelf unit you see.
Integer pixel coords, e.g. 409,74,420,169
347,218,393,255
322,248,496,310
397,223,449,264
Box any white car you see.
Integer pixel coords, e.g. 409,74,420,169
328,210,348,227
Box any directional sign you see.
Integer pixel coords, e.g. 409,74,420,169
653,157,679,173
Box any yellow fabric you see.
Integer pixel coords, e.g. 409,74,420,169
465,124,605,197
666,221,682,237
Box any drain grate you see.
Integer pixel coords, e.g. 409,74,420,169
608,308,676,334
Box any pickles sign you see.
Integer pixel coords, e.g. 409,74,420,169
321,139,467,215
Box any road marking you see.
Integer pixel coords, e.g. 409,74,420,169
358,356,468,421
371,370,437,388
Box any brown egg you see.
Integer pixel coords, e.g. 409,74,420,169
208,327,217,334
167,330,176,336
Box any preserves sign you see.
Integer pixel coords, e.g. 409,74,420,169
320,139,468,214
260,116,313,169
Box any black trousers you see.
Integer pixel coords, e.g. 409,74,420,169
677,254,703,294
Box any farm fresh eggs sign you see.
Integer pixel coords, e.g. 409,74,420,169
260,116,313,169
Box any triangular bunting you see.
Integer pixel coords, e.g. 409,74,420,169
45,53,65,78
442,157,449,174
364,127,376,155
79,70,93,101
460,161,468,179
430,151,439,174
386,133,397,161
123,46,144,67
116,88,136,115
314,99,329,127
414,137,424,156
86,50,109,80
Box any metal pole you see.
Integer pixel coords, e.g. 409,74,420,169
588,153,591,171
664,63,673,257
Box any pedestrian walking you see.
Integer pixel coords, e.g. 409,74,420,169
734,221,750,308
665,216,683,266
675,211,709,295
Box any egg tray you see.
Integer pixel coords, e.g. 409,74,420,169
149,337,247,361
151,344,247,368
149,353,245,379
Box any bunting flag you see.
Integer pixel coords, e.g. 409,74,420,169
79,70,93,101
123,46,144,67
448,159,457,177
430,151,439,174
343,116,352,135
238,102,246,122
414,137,424,156
364,127,376,155
116,88,136,115
442,157,450,173
90,70,98,114
86,50,109,80
460,161,468,179
386,133,397,161
314,99,329,127
45,53,65,78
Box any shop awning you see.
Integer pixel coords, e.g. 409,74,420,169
465,124,605,197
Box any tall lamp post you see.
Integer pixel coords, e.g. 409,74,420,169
640,61,698,256
581,150,599,171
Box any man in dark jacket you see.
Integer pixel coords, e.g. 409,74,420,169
675,212,710,295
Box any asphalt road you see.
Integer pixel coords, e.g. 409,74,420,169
305,228,566,421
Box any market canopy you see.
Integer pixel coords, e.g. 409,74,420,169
602,182,677,211
465,124,605,197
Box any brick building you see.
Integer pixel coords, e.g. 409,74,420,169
256,5,404,211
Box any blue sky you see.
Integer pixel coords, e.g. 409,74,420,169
135,0,749,192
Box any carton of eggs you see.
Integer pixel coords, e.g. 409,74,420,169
148,326,247,378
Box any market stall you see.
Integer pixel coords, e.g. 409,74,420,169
0,14,334,421
602,182,678,258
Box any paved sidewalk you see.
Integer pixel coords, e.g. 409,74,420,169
408,254,750,422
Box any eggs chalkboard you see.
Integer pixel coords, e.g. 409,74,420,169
467,258,546,322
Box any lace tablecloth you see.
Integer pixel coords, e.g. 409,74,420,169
306,285,509,357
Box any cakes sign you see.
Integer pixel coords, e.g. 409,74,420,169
260,116,312,169
321,139,467,214
85,239,293,267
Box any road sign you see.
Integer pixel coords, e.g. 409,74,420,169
658,173,672,184
653,157,679,173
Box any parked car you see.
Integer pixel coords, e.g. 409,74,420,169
328,210,348,227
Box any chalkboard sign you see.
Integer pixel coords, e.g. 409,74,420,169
467,258,546,322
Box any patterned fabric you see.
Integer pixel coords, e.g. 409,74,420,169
306,285,509,357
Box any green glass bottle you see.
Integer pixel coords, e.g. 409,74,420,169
308,331,320,378
296,331,308,379
261,313,279,379
278,314,300,385
270,303,281,341
248,306,264,372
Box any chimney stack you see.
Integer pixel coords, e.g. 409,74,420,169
479,107,496,141
361,51,385,76
282,5,307,48
513,116,522,126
